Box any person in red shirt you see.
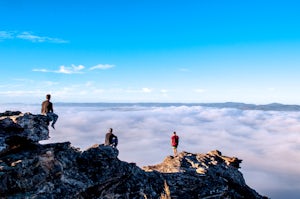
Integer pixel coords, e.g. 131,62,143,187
171,131,179,156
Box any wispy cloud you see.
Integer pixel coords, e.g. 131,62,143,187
142,88,152,93
32,69,49,73
89,64,115,70
33,64,114,74
0,90,44,97
17,32,68,43
0,31,68,43
0,31,14,40
194,88,206,93
12,78,35,83
57,65,85,74
103,88,156,95
33,65,85,74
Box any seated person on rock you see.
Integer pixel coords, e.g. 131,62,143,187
105,128,118,148
41,94,58,129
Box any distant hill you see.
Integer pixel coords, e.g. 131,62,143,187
199,102,300,111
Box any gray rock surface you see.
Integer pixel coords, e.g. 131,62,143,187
0,111,49,154
0,111,268,199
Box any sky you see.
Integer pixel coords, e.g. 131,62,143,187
3,103,300,199
1,0,300,104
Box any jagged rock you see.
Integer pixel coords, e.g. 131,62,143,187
0,111,22,117
0,111,268,199
0,111,49,154
143,150,254,198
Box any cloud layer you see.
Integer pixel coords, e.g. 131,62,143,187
2,104,300,199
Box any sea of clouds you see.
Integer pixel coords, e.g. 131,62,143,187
1,103,300,198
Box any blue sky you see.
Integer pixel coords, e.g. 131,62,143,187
1,0,300,104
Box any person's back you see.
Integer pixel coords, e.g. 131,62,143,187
41,99,53,114
171,134,179,147
104,128,118,147
171,132,179,156
105,128,113,146
41,94,58,129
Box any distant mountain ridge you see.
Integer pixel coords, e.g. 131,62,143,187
199,102,300,111
53,102,300,111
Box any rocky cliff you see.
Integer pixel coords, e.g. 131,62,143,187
0,111,267,199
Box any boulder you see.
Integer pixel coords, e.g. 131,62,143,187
0,111,49,154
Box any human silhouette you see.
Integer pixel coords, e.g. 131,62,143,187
41,94,58,129
171,131,179,156
105,128,118,147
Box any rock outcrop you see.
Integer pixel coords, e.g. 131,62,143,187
0,111,49,154
0,111,267,199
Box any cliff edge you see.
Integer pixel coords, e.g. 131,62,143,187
0,111,267,199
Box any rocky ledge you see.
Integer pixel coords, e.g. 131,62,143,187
0,111,267,199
